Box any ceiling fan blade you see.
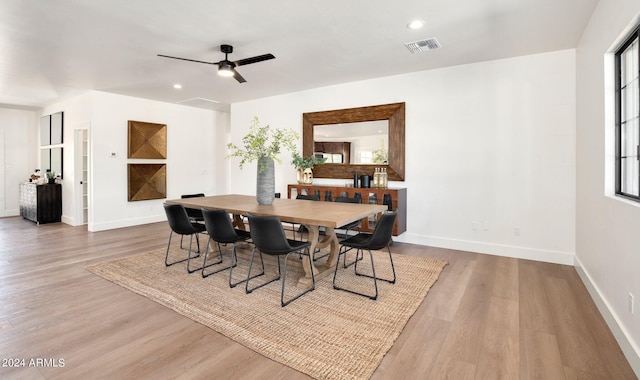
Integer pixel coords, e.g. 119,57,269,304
157,54,217,65
232,69,247,83
234,53,275,67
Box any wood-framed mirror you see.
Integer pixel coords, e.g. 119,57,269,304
303,102,405,181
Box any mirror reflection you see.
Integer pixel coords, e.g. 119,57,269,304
313,121,388,165
302,102,405,181
40,148,63,178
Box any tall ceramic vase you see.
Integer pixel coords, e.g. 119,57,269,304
256,156,275,205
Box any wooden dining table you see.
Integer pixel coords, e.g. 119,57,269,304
166,194,387,286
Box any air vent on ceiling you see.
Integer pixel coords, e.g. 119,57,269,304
178,97,220,109
404,38,442,54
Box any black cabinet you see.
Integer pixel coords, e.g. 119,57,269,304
19,183,62,224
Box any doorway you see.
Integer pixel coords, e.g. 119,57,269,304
74,128,89,225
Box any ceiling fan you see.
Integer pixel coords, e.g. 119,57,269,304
157,44,275,83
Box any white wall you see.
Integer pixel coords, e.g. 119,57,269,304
0,107,37,216
41,93,93,225
575,0,640,373
230,49,576,265
89,91,229,231
42,91,230,231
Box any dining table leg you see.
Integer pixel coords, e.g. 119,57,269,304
232,214,245,230
298,224,339,287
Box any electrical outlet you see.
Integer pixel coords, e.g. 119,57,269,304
514,226,520,236
630,293,635,315
471,221,479,231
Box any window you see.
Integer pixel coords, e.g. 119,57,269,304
356,149,373,164
616,27,640,199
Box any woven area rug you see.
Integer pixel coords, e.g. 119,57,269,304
86,245,447,380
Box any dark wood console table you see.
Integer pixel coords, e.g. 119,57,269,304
287,184,406,236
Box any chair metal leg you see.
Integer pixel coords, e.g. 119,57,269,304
229,245,265,288
333,247,378,300
245,248,281,294
186,234,206,273
201,240,237,278
341,246,364,268
281,248,316,307
180,232,201,253
353,245,396,284
165,231,200,267
313,250,328,262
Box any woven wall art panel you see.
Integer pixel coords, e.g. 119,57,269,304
128,164,166,201
128,120,167,159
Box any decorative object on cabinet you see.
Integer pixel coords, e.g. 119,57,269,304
127,120,167,159
19,183,62,224
226,116,298,205
292,152,326,185
46,170,57,184
127,164,166,201
287,184,406,236
302,102,405,181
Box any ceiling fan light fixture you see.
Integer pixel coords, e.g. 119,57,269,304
159,44,274,83
218,61,235,77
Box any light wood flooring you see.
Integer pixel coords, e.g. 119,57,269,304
0,217,636,379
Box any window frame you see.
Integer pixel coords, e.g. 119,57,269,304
615,26,640,201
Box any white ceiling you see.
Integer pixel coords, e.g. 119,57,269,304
0,0,598,112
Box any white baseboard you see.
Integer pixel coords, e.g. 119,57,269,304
0,208,19,217
574,256,640,378
88,214,166,232
61,214,74,226
394,232,575,265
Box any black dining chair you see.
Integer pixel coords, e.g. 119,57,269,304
163,203,207,273
334,196,362,239
180,193,205,249
290,193,320,241
181,193,205,222
201,209,258,286
333,211,397,300
246,214,315,307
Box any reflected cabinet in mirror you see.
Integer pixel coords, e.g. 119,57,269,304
303,102,405,181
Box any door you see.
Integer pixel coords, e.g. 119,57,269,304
74,128,89,225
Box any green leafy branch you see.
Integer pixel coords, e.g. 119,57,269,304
226,117,299,172
291,152,326,170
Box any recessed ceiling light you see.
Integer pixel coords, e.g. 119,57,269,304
173,84,182,89
407,20,424,30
